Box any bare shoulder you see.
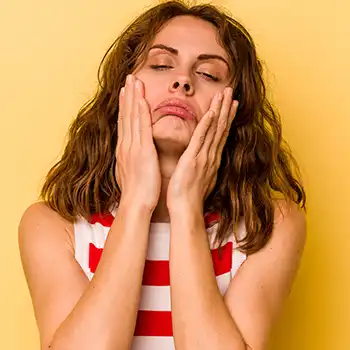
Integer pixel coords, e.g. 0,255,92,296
273,199,307,247
222,199,306,349
18,201,75,254
18,202,89,347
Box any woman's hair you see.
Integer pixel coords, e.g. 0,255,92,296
40,0,306,254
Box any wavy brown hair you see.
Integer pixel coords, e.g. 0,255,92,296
40,0,306,254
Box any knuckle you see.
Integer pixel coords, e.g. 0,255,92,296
218,121,227,129
199,136,206,144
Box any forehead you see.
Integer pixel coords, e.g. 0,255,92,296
151,15,229,60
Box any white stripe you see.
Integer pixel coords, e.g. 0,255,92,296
139,286,171,311
138,272,231,311
74,218,94,280
231,219,247,276
146,222,238,261
131,336,175,350
207,222,233,248
216,272,231,295
91,222,110,248
236,218,247,240
147,228,170,260
74,213,247,284
232,249,247,276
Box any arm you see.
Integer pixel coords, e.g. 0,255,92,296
169,200,306,350
19,200,152,350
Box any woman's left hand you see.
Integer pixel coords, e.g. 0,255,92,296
167,87,239,212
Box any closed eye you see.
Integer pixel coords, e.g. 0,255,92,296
150,65,219,82
200,72,219,82
150,65,171,70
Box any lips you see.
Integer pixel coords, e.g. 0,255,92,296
155,99,197,121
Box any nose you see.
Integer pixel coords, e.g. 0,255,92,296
169,76,194,95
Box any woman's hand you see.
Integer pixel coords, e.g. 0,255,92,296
166,87,239,212
115,74,161,211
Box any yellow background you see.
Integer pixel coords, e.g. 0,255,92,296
1,0,349,349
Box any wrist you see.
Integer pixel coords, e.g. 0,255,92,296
118,196,156,216
169,208,206,237
168,201,203,220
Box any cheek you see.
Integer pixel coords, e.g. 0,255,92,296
134,73,159,110
197,92,216,119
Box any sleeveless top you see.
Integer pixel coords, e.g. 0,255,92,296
74,207,247,350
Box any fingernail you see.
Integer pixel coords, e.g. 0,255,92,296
127,74,133,83
135,79,141,89
120,87,125,96
217,92,223,101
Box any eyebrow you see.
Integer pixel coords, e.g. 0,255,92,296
148,44,230,69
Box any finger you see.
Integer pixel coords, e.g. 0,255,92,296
185,110,215,157
210,87,233,152
138,97,153,145
132,78,144,142
201,91,224,154
124,74,134,144
117,87,125,149
217,100,239,159
119,87,125,114
134,78,144,100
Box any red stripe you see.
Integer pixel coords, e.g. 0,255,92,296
88,212,114,226
204,212,221,227
88,240,233,280
142,260,170,286
89,210,219,228
141,241,232,286
211,241,233,276
89,243,103,273
88,210,229,278
134,310,173,336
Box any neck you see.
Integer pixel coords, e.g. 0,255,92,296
150,150,180,223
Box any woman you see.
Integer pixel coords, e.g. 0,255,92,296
19,1,307,349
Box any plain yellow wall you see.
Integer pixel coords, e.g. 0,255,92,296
1,0,349,349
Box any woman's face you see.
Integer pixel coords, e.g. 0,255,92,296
133,15,232,154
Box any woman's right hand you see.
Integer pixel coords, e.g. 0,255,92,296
115,74,161,211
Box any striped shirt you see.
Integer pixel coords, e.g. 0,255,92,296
74,207,247,349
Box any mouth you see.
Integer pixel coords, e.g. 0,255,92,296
156,106,194,120
155,99,197,121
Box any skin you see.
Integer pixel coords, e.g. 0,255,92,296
132,15,234,223
131,16,306,349
18,14,306,350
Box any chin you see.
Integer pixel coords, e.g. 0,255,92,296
151,115,196,156
153,132,189,155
